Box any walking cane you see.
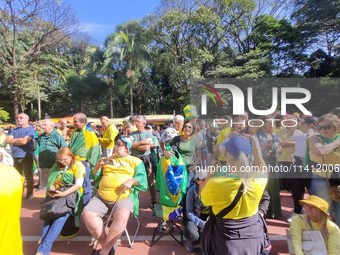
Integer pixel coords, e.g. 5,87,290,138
93,189,124,252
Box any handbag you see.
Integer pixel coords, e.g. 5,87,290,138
286,215,327,255
40,184,77,222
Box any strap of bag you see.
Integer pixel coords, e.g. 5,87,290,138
297,214,314,231
216,182,244,218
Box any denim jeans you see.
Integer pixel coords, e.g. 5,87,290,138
310,174,340,228
37,213,70,254
200,148,208,167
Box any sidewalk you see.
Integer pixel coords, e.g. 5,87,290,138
21,187,295,255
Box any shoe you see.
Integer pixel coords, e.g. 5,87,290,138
186,242,195,252
23,194,34,203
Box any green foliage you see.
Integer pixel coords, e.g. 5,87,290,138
0,107,10,122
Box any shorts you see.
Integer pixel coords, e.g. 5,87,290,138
83,194,133,217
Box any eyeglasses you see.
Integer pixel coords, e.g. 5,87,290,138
317,125,334,130
57,156,70,163
184,125,191,129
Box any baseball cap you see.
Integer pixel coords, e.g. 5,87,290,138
223,136,252,158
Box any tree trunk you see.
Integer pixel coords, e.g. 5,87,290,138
128,59,133,116
34,73,41,120
108,76,114,118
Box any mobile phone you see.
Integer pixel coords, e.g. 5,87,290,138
103,158,114,165
48,190,57,194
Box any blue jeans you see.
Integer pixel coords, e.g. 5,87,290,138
37,213,70,254
200,148,208,167
310,174,340,227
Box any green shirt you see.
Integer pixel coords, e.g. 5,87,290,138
38,129,67,168
169,136,200,166
130,130,154,157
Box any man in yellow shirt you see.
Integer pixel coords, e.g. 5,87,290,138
100,116,119,157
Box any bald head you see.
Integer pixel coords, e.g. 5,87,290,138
73,113,87,130
42,119,55,134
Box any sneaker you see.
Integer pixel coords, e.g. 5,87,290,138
23,194,34,203
186,242,195,252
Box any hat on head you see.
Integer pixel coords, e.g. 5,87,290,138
299,195,330,217
299,116,317,126
195,168,208,180
120,136,132,151
223,135,252,158
330,107,340,117
145,124,152,130
183,105,199,120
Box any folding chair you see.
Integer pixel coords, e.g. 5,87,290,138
123,214,140,248
150,204,184,247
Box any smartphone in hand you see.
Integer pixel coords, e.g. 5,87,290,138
48,190,57,194
103,158,114,165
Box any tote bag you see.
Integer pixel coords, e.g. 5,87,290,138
286,215,327,255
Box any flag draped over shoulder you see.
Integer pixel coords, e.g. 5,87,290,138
69,124,101,167
156,152,187,207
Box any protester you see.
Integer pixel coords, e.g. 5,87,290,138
289,195,340,255
201,135,268,255
83,136,147,255
99,116,119,157
35,147,85,255
69,113,101,205
5,113,35,202
130,115,157,206
159,115,184,151
256,117,281,219
307,113,340,227
212,115,232,166
185,169,209,252
37,119,67,190
0,164,24,255
145,124,160,176
57,119,71,144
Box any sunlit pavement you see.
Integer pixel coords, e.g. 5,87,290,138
21,179,296,255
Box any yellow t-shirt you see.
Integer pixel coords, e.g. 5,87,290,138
290,214,340,255
0,164,24,255
277,128,302,162
99,155,143,202
201,173,267,219
99,124,119,149
54,161,85,189
216,127,231,161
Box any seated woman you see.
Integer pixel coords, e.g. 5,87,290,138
290,195,340,255
82,136,147,255
36,147,85,255
200,135,268,255
185,169,209,252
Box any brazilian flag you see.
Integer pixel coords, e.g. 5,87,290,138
156,147,187,207
69,124,101,168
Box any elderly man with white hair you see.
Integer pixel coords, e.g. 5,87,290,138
36,119,67,190
159,115,184,151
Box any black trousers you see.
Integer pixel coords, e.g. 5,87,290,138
14,156,34,197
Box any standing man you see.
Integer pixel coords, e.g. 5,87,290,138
5,113,35,202
57,118,71,144
69,113,101,205
99,116,119,157
130,115,156,206
159,115,184,151
37,119,67,190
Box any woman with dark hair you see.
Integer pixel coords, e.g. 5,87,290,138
164,120,201,187
35,147,85,255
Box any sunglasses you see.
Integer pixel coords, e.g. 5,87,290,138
317,125,334,130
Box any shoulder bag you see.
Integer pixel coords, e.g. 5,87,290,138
286,214,327,255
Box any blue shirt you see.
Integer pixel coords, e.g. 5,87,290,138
9,126,35,157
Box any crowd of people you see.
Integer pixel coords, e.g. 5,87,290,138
0,105,340,255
